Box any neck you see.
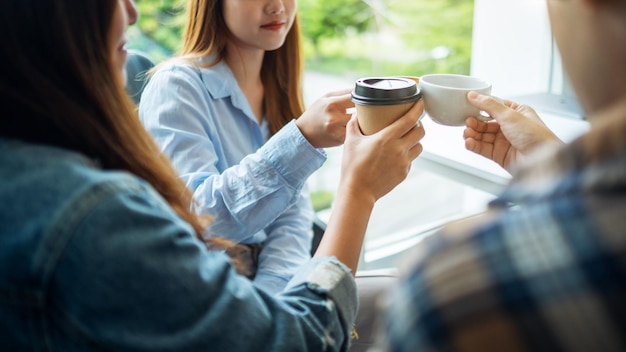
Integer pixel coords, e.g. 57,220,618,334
224,43,266,123
224,44,264,88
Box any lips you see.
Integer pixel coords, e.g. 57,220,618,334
261,21,285,31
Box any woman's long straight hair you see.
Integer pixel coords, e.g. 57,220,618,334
178,0,305,135
0,0,210,236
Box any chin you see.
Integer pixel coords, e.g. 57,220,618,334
267,41,287,52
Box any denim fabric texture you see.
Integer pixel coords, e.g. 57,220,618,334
0,138,357,351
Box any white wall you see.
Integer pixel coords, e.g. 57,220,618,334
470,0,555,98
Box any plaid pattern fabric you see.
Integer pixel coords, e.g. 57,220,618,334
382,110,626,352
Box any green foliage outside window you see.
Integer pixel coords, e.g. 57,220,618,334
129,0,474,80
129,0,474,211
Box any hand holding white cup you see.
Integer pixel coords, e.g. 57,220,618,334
419,73,495,126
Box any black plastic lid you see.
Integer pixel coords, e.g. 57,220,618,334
351,77,422,106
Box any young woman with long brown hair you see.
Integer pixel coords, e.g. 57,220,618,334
139,0,356,294
0,0,425,349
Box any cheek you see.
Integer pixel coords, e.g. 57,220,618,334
285,2,297,30
222,1,243,27
286,0,297,15
120,66,128,87
109,46,125,85
224,12,257,38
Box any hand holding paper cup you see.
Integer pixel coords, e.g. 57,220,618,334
351,77,422,135
419,73,493,126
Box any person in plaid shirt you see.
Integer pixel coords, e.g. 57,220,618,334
379,0,626,350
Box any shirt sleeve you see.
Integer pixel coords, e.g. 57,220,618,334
253,185,315,294
138,65,326,242
49,176,357,351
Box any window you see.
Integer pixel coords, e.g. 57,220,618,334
471,0,583,120
305,0,590,270
128,0,590,270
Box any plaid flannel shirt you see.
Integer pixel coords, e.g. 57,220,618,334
381,107,626,352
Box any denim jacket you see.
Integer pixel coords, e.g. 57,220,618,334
0,138,357,351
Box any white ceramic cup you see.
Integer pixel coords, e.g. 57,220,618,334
419,73,492,126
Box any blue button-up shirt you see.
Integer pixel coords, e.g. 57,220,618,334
0,138,357,351
139,60,326,294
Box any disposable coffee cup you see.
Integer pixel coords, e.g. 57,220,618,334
419,73,492,126
351,77,422,135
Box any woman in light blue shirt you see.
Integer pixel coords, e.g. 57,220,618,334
0,0,425,350
140,0,354,293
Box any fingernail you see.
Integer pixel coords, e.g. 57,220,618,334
467,91,478,99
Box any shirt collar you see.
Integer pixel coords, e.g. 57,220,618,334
197,58,238,100
196,57,258,123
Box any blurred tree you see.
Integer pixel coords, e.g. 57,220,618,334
130,0,473,76
389,0,474,75
134,0,185,54
299,0,374,59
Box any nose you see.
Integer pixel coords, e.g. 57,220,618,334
125,0,139,25
265,0,285,15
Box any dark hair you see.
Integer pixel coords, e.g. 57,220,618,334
0,0,210,236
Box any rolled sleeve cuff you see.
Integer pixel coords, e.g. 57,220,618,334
286,257,358,339
253,271,290,295
261,120,327,185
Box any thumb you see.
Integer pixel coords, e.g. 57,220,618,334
467,91,507,122
346,113,363,137
329,91,356,111
324,87,353,97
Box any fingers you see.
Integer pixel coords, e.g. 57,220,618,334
464,135,500,166
465,136,487,154
404,125,425,156
464,137,479,153
381,100,424,138
463,116,489,133
464,128,497,144
463,115,499,159
464,117,499,139
408,142,424,160
465,116,489,133
325,90,356,112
